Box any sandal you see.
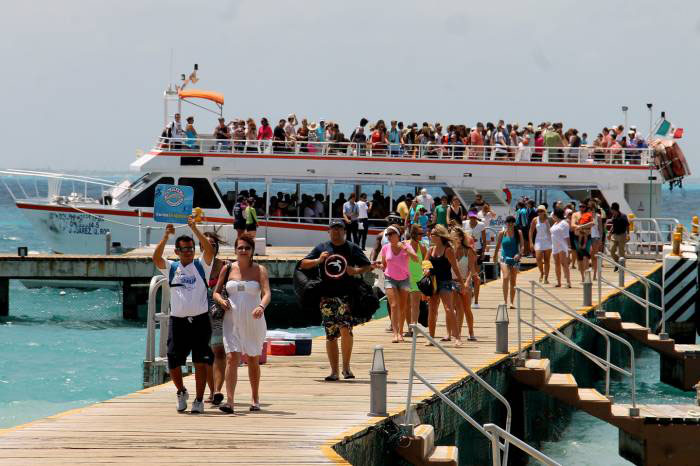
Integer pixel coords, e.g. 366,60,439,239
212,393,224,406
219,403,234,414
342,370,355,379
468,336,477,341
403,331,413,338
440,337,451,342
249,403,261,412
391,338,399,343
425,341,434,347
324,374,339,382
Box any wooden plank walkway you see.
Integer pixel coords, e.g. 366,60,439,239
0,259,661,465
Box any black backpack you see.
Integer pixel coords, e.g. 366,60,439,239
233,202,245,224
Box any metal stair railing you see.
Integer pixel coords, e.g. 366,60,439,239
626,218,669,261
596,253,665,336
403,323,512,466
516,281,638,415
145,275,170,365
484,423,561,466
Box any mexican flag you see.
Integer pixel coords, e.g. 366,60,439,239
655,119,672,137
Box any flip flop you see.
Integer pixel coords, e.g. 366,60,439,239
249,403,261,411
342,370,355,379
212,393,224,406
468,336,478,341
219,403,234,414
324,374,339,381
440,337,451,342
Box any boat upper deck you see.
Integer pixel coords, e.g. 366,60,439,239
148,136,655,168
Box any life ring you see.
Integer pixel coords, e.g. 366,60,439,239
502,188,512,204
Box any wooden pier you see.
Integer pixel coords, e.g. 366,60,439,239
0,259,692,465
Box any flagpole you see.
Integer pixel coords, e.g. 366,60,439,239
646,103,653,140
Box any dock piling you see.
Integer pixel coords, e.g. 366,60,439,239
583,270,592,307
105,231,112,255
618,258,625,287
0,278,7,317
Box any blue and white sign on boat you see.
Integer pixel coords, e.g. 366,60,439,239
154,184,193,224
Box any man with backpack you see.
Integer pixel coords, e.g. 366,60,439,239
232,196,247,239
152,216,215,414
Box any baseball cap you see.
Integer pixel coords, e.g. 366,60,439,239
329,219,345,229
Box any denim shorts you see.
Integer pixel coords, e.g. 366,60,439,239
385,276,411,290
437,279,457,292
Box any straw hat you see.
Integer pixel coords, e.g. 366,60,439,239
308,121,318,131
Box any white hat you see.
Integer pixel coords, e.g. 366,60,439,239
420,188,428,195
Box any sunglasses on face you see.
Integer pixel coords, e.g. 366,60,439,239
237,246,252,251
176,247,195,252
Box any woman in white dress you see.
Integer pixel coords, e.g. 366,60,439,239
529,205,553,283
550,208,572,288
212,235,271,414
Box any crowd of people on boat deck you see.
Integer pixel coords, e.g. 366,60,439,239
153,189,631,415
163,112,649,163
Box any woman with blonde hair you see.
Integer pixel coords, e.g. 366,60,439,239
452,227,477,341
245,118,258,153
427,224,465,346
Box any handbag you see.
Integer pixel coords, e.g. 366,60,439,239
210,262,231,320
417,271,437,297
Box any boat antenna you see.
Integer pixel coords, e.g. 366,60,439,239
168,48,174,91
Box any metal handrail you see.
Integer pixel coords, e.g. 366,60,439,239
515,283,637,411
404,323,512,466
145,275,169,363
483,423,561,466
627,218,665,261
596,253,664,334
154,136,655,165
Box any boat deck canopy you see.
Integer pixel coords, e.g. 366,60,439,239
178,89,224,106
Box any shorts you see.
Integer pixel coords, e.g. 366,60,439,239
385,276,411,290
576,237,592,258
234,220,246,231
437,279,457,293
500,258,520,270
320,296,369,341
167,313,214,370
245,223,257,232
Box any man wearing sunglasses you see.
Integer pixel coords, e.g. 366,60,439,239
152,216,215,414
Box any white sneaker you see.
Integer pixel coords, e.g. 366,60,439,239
472,303,480,309
191,399,204,414
176,389,189,412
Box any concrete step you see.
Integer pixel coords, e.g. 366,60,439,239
414,424,435,460
620,322,651,338
426,446,458,466
513,358,551,387
544,372,579,398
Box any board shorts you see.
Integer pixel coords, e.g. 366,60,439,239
320,296,369,341
167,312,214,370
385,276,411,290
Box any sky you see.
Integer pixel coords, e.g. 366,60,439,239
0,0,699,172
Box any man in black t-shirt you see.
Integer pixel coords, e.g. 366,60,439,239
300,220,377,381
607,202,630,267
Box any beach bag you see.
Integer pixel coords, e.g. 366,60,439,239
292,261,324,324
350,279,381,321
210,262,231,320
418,299,429,327
417,271,437,297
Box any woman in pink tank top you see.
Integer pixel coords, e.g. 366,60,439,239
380,226,418,343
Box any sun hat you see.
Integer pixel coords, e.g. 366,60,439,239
308,122,318,131
537,205,547,212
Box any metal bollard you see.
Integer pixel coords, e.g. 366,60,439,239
105,231,111,255
368,345,388,416
495,304,509,354
145,226,152,247
617,257,625,287
583,270,592,307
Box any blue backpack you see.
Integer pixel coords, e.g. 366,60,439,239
168,260,206,288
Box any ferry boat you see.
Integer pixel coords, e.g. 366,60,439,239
2,87,690,254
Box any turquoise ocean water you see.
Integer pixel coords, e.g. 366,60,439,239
0,174,698,465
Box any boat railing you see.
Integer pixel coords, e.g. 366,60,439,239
153,137,655,166
515,280,639,414
0,168,133,204
403,323,512,465
483,423,561,466
596,253,665,335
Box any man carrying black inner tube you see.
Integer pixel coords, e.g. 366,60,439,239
300,220,379,381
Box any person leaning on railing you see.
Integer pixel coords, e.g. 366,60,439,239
213,117,231,152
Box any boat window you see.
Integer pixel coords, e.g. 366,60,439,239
269,181,328,223
237,180,266,219
177,178,221,209
128,177,174,207
331,183,355,219
213,178,236,215
359,183,390,224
